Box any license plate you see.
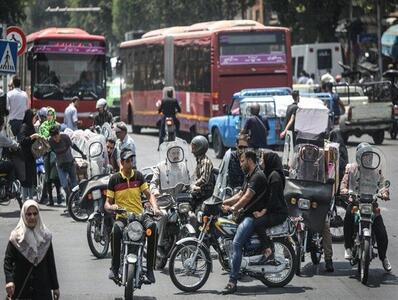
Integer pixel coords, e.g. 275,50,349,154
92,189,102,200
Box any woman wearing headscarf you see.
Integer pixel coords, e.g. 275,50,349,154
18,109,40,201
253,151,289,262
38,107,63,206
4,200,60,300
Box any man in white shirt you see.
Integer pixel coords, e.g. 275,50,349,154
6,76,29,137
64,96,80,130
114,122,137,169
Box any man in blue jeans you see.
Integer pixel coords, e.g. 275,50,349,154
221,150,267,294
49,126,86,205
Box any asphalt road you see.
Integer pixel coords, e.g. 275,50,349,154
1,130,398,300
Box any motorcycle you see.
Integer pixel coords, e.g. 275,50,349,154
346,147,389,284
168,202,297,292
112,208,155,300
35,157,46,202
285,143,336,275
147,139,197,268
0,148,23,208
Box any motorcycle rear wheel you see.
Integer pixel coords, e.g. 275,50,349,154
68,190,89,222
259,238,297,288
169,240,212,292
310,243,322,265
125,263,135,300
87,218,110,258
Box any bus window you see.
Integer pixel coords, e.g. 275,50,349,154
317,49,332,70
292,57,296,77
297,56,304,76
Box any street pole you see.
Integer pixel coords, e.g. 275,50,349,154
349,0,353,68
377,0,383,79
1,23,7,94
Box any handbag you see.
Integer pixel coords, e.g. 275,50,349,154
231,189,267,223
31,138,50,159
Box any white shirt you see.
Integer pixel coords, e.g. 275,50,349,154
64,103,78,130
6,88,29,120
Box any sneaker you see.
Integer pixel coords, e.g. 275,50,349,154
325,259,334,272
108,269,118,281
383,258,392,272
344,249,352,260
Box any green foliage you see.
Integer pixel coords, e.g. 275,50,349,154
0,0,27,25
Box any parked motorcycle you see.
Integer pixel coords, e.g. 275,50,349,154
168,202,297,292
112,208,155,300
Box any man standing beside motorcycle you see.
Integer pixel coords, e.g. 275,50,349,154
190,136,214,212
221,150,268,294
114,122,136,170
93,98,113,127
105,149,162,283
158,88,181,149
340,142,392,272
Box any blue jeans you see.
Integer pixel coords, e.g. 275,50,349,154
230,217,254,282
56,162,78,192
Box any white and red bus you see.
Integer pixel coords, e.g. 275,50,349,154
18,27,107,127
119,20,292,135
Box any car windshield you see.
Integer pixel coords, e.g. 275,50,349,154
33,53,105,100
240,100,276,118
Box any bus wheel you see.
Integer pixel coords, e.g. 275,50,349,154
128,105,141,134
212,128,225,159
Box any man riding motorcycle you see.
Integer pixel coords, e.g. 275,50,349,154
190,136,214,212
105,149,162,283
94,98,113,127
158,88,181,148
340,142,392,272
226,134,248,190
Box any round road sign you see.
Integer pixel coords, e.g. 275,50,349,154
6,26,27,56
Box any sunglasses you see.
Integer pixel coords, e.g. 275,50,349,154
26,212,38,217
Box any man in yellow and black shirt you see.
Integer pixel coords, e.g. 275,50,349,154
105,149,161,283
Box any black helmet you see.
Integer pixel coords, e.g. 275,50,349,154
191,135,209,156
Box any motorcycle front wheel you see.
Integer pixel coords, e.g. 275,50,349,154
87,218,110,258
359,238,370,285
125,263,136,300
169,240,212,292
68,190,89,222
295,232,304,276
258,237,297,288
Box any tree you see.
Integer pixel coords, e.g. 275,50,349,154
268,0,347,43
0,0,27,25
67,0,113,41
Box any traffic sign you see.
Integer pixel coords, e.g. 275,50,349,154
0,40,17,75
6,26,26,56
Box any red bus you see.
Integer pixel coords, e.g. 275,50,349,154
119,20,292,135
18,27,107,127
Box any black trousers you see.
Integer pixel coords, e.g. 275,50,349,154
111,215,158,273
9,119,22,137
344,203,388,261
253,213,287,249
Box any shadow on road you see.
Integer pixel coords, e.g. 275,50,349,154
0,209,20,218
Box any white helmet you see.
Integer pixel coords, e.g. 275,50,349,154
96,98,107,110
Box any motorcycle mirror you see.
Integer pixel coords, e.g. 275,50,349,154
384,180,390,188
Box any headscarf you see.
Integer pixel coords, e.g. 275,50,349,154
9,200,52,266
39,107,58,138
22,109,36,130
263,151,285,188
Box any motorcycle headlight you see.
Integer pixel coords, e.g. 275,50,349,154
127,221,144,241
360,204,373,215
178,202,191,214
298,198,311,210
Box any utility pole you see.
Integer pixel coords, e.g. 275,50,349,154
349,0,353,68
376,0,383,79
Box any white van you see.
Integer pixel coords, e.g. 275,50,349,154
292,43,343,83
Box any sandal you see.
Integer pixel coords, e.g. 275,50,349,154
221,282,237,295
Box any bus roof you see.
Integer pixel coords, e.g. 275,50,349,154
121,20,288,48
27,27,105,43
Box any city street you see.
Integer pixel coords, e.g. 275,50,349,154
1,130,398,300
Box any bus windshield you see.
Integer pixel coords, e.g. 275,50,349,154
219,31,286,66
33,53,105,100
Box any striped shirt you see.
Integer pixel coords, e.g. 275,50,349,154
106,170,148,219
194,154,214,191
